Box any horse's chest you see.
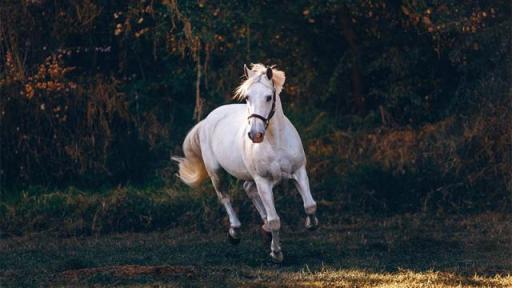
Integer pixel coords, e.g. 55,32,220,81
253,148,300,181
276,153,296,174
243,132,305,181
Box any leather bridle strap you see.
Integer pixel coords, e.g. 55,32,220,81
247,80,276,129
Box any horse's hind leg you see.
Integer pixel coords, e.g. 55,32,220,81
208,169,241,244
243,181,271,239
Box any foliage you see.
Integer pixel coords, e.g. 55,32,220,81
0,186,225,236
0,1,510,215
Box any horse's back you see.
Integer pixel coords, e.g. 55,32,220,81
205,104,246,121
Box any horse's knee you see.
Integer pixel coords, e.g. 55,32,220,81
267,217,280,231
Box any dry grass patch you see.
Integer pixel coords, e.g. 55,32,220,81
245,268,512,287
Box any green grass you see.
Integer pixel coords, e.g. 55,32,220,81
1,213,511,287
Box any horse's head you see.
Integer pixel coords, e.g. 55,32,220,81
235,64,285,144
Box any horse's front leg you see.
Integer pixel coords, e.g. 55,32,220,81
254,177,283,263
292,165,319,231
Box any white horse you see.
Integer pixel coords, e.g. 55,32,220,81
173,63,318,263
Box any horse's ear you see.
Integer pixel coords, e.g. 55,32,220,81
244,64,251,79
266,67,273,80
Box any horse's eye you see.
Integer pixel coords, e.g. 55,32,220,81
266,95,272,102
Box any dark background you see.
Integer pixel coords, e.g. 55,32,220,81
0,0,510,235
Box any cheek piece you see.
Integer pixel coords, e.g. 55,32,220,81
247,80,276,130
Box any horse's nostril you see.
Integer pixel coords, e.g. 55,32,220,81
248,132,252,139
256,132,263,139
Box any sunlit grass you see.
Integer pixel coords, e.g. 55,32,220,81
247,268,512,287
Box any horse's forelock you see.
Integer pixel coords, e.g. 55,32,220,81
233,63,286,100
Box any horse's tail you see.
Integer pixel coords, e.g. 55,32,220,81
172,122,208,187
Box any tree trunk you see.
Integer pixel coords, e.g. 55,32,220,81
340,5,365,114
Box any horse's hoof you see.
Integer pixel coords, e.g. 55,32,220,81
305,214,319,231
270,250,283,263
260,226,272,244
228,227,241,245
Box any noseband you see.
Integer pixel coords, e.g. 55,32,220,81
247,80,276,129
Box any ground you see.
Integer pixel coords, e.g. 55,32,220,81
1,213,511,287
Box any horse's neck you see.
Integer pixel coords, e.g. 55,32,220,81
267,96,286,143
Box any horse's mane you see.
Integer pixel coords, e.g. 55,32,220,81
233,63,286,101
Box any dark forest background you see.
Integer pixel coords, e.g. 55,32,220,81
0,0,510,235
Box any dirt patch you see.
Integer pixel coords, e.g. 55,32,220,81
58,264,197,281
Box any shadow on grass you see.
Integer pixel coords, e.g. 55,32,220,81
0,213,511,287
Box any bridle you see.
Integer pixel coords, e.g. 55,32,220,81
247,79,276,130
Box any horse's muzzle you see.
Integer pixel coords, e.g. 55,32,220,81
248,131,264,143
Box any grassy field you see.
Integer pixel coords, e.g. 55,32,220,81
1,213,511,287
